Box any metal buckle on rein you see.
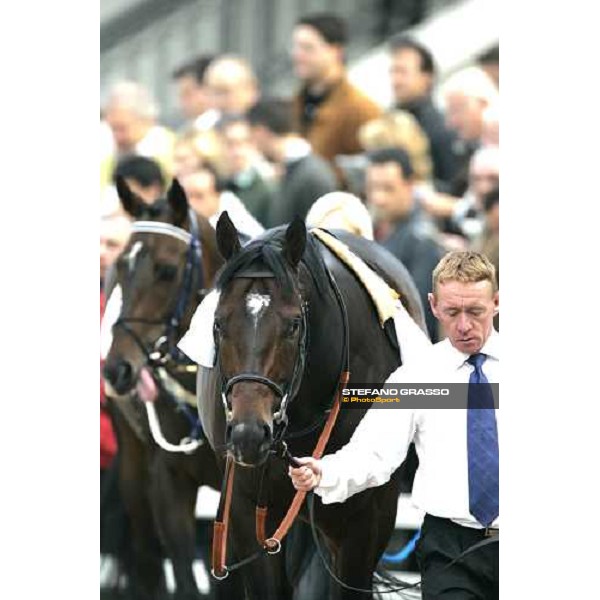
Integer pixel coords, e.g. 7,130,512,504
149,336,169,364
265,538,281,555
210,566,229,580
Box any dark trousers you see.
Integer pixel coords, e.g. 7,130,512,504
416,514,499,600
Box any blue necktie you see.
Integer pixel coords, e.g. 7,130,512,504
467,353,499,527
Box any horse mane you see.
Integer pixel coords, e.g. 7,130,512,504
216,227,330,299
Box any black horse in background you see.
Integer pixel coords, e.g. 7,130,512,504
196,214,426,599
103,179,243,600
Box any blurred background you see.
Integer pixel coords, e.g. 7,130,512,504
100,1,498,597
101,0,497,123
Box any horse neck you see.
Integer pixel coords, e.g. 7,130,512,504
286,268,346,432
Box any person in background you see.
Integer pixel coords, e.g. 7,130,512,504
172,130,224,179
453,146,499,243
112,155,166,205
476,186,499,332
247,98,337,228
101,81,175,189
292,12,381,181
443,67,498,150
181,163,264,240
173,133,206,179
441,66,498,194
481,104,499,148
217,115,274,226
359,110,433,185
365,147,443,341
306,191,374,240
100,214,132,289
389,35,460,188
417,66,499,228
289,251,500,600
204,55,259,118
172,54,219,132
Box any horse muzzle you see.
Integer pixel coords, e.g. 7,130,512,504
226,418,273,467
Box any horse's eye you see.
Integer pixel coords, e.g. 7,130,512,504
214,318,224,336
285,318,301,338
154,264,177,282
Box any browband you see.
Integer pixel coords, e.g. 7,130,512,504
233,269,276,279
131,221,192,245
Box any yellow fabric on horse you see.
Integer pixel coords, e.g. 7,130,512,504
311,228,399,327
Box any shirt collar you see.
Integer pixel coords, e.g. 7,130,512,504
444,328,500,370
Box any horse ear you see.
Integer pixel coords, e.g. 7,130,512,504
216,211,241,261
167,178,189,226
283,216,306,269
115,176,143,218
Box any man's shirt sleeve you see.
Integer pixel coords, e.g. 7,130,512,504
314,366,418,504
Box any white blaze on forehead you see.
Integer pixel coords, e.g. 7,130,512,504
245,293,271,322
127,240,143,271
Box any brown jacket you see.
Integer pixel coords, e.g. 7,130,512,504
294,77,382,168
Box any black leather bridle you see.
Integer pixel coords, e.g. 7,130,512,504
215,270,309,440
112,210,205,372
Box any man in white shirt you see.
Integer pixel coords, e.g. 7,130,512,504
290,250,500,599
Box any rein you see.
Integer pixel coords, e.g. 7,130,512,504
211,256,351,580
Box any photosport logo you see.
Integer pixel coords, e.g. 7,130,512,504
339,383,499,409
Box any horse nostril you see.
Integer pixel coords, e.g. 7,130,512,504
104,359,134,394
116,362,132,386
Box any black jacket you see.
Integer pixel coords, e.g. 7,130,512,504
382,208,444,342
267,153,337,228
400,96,460,189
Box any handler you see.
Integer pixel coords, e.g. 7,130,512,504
289,250,499,599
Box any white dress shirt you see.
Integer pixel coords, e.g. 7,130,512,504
315,330,500,530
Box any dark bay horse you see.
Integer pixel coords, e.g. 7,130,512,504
103,179,243,600
196,213,427,599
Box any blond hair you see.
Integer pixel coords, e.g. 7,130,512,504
359,111,432,182
175,129,225,173
432,251,497,293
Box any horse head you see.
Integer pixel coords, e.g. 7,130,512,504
214,212,312,467
103,176,222,396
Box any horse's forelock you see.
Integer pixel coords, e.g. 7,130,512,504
216,231,330,303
